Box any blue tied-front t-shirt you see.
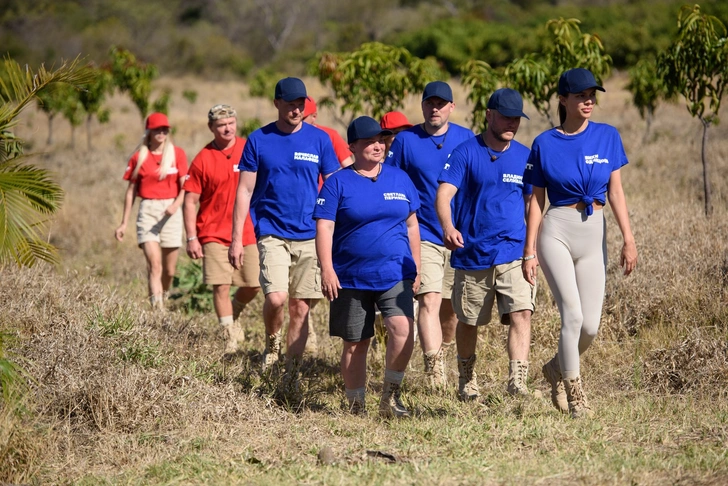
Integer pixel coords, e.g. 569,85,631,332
239,122,340,240
524,122,628,216
386,123,474,245
438,135,533,270
313,164,421,291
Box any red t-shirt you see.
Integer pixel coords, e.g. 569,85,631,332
183,137,256,247
123,146,188,199
317,124,352,165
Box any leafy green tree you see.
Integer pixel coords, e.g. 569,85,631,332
459,60,499,132
109,46,159,122
61,87,85,150
503,18,612,127
311,42,447,126
0,56,93,267
77,65,114,151
626,58,670,144
658,4,727,217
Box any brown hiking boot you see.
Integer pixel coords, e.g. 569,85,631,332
379,381,410,418
424,348,447,390
222,321,245,356
262,331,282,371
542,354,569,413
507,360,543,398
563,376,595,419
457,354,479,401
347,396,367,416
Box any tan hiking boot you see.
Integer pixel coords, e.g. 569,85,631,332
222,321,245,356
304,323,318,355
457,354,479,401
542,354,569,413
563,376,595,419
507,360,543,398
379,381,410,418
231,298,245,322
262,331,282,371
424,348,447,390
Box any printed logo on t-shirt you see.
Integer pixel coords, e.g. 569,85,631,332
584,154,609,165
316,197,325,205
167,167,179,175
443,162,451,170
525,162,533,171
294,152,320,164
232,164,240,172
503,173,524,185
184,174,190,181
383,192,410,202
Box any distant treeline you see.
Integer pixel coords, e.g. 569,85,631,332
2,0,727,77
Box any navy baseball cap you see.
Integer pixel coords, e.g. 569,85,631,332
347,116,392,144
422,81,453,102
487,88,529,119
274,77,307,101
558,68,605,96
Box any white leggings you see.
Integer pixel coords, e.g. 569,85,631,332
538,206,607,380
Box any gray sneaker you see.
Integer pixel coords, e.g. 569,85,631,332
379,381,410,418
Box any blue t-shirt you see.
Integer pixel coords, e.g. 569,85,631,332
439,136,533,270
524,122,628,216
313,164,421,291
239,122,340,239
386,123,474,245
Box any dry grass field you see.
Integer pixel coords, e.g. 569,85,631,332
1,74,727,485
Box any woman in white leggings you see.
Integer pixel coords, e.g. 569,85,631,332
522,68,637,419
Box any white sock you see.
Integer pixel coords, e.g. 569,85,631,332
219,315,233,326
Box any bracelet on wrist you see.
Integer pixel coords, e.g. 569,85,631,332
187,236,198,242
522,254,536,261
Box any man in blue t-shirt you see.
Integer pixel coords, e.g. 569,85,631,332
386,81,474,390
436,88,540,402
229,77,340,382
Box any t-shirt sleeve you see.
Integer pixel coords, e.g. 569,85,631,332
183,151,204,194
238,136,258,172
438,147,466,188
175,147,189,178
385,137,405,169
405,176,421,213
524,143,546,187
313,176,339,221
612,130,629,171
122,155,137,181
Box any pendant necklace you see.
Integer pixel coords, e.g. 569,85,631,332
484,138,511,162
352,163,381,182
424,124,448,149
212,139,236,159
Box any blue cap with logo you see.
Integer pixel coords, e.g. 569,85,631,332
486,88,529,119
558,68,605,96
347,116,392,144
422,81,453,102
274,77,307,102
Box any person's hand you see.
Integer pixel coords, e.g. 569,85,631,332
522,256,539,286
186,239,204,259
412,273,421,295
442,226,464,251
621,240,637,276
164,203,179,216
114,224,126,241
321,267,341,301
228,241,244,269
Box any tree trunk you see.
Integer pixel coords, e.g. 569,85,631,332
47,114,54,146
643,108,653,145
70,125,76,150
700,118,712,217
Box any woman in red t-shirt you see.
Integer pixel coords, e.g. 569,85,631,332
115,113,188,310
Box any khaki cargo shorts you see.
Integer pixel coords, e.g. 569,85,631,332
136,198,183,248
417,240,455,298
452,259,536,326
203,242,260,287
257,235,322,299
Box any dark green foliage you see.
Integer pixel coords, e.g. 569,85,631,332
238,118,262,139
170,260,213,315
